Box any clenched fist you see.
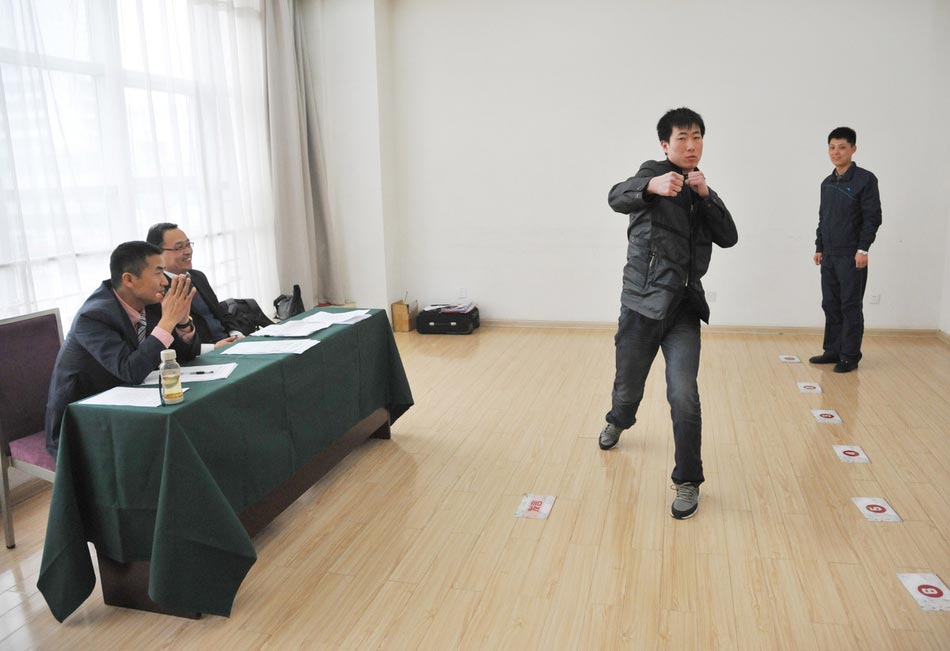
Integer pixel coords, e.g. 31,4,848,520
647,172,685,197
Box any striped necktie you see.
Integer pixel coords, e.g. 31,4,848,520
137,311,147,344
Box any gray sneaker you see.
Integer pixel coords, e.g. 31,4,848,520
598,423,624,450
671,483,700,519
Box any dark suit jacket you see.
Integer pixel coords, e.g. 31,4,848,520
45,280,199,456
187,268,240,343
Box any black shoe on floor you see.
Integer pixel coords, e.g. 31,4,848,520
833,360,859,373
809,352,839,364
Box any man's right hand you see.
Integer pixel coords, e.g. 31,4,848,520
158,274,196,333
214,336,238,349
646,172,685,197
813,252,822,266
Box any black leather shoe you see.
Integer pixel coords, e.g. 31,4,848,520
833,360,858,373
809,352,839,364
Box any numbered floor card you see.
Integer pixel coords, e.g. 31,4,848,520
897,573,950,612
852,497,902,522
515,494,556,520
797,381,823,394
812,409,842,424
833,445,870,463
778,354,801,363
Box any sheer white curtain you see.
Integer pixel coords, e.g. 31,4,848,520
263,0,343,307
0,0,278,326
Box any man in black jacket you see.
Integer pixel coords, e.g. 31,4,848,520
46,241,198,456
599,107,738,520
147,223,240,353
809,127,882,373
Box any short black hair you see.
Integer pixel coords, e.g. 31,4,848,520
657,107,705,142
146,222,178,247
828,127,856,146
110,241,163,288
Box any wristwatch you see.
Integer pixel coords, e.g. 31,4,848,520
176,317,195,333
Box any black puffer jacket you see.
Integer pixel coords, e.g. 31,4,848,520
815,163,882,255
608,159,738,323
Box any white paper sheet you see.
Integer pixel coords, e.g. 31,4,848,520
812,409,842,424
514,493,556,520
778,354,801,363
80,386,187,408
851,497,901,522
897,573,950,611
302,309,371,326
833,445,870,463
252,321,331,337
140,363,238,385
221,340,320,355
797,381,823,394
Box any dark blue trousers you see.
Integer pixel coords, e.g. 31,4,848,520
820,254,868,363
606,301,704,486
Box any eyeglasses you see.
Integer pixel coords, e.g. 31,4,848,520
163,241,195,252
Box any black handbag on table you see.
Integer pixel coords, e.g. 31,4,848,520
273,284,305,321
220,298,274,335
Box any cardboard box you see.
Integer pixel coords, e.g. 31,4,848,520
391,299,418,332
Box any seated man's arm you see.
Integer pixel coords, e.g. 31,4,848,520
76,311,168,385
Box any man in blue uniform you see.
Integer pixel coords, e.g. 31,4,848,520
809,127,882,373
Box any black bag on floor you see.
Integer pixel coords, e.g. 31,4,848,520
417,304,480,335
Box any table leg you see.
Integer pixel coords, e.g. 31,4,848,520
96,555,201,619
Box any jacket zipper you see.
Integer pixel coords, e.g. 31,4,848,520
686,184,694,287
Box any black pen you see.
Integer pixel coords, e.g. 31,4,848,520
188,371,214,375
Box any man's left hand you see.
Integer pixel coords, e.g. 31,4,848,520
685,171,710,198
214,336,238,349
855,252,868,269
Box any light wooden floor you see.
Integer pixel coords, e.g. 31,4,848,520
2,327,949,650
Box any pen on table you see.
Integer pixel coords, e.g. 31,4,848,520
187,371,214,375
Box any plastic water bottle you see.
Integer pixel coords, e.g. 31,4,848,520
159,349,184,405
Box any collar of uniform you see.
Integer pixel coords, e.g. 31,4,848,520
833,162,856,181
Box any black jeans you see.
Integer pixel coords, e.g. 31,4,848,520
606,301,704,486
820,253,868,363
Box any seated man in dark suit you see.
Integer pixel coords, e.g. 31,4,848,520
45,241,199,456
146,223,239,354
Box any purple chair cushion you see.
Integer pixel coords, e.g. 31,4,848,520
9,431,56,473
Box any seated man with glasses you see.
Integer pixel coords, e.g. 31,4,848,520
146,223,241,353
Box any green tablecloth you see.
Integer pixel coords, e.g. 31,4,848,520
38,309,412,622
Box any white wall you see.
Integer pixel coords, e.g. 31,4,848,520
938,0,950,337
310,0,950,329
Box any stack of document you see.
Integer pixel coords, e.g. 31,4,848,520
302,309,372,326
253,320,331,338
222,340,320,355
251,309,372,337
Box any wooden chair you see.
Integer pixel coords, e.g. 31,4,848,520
0,309,62,548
